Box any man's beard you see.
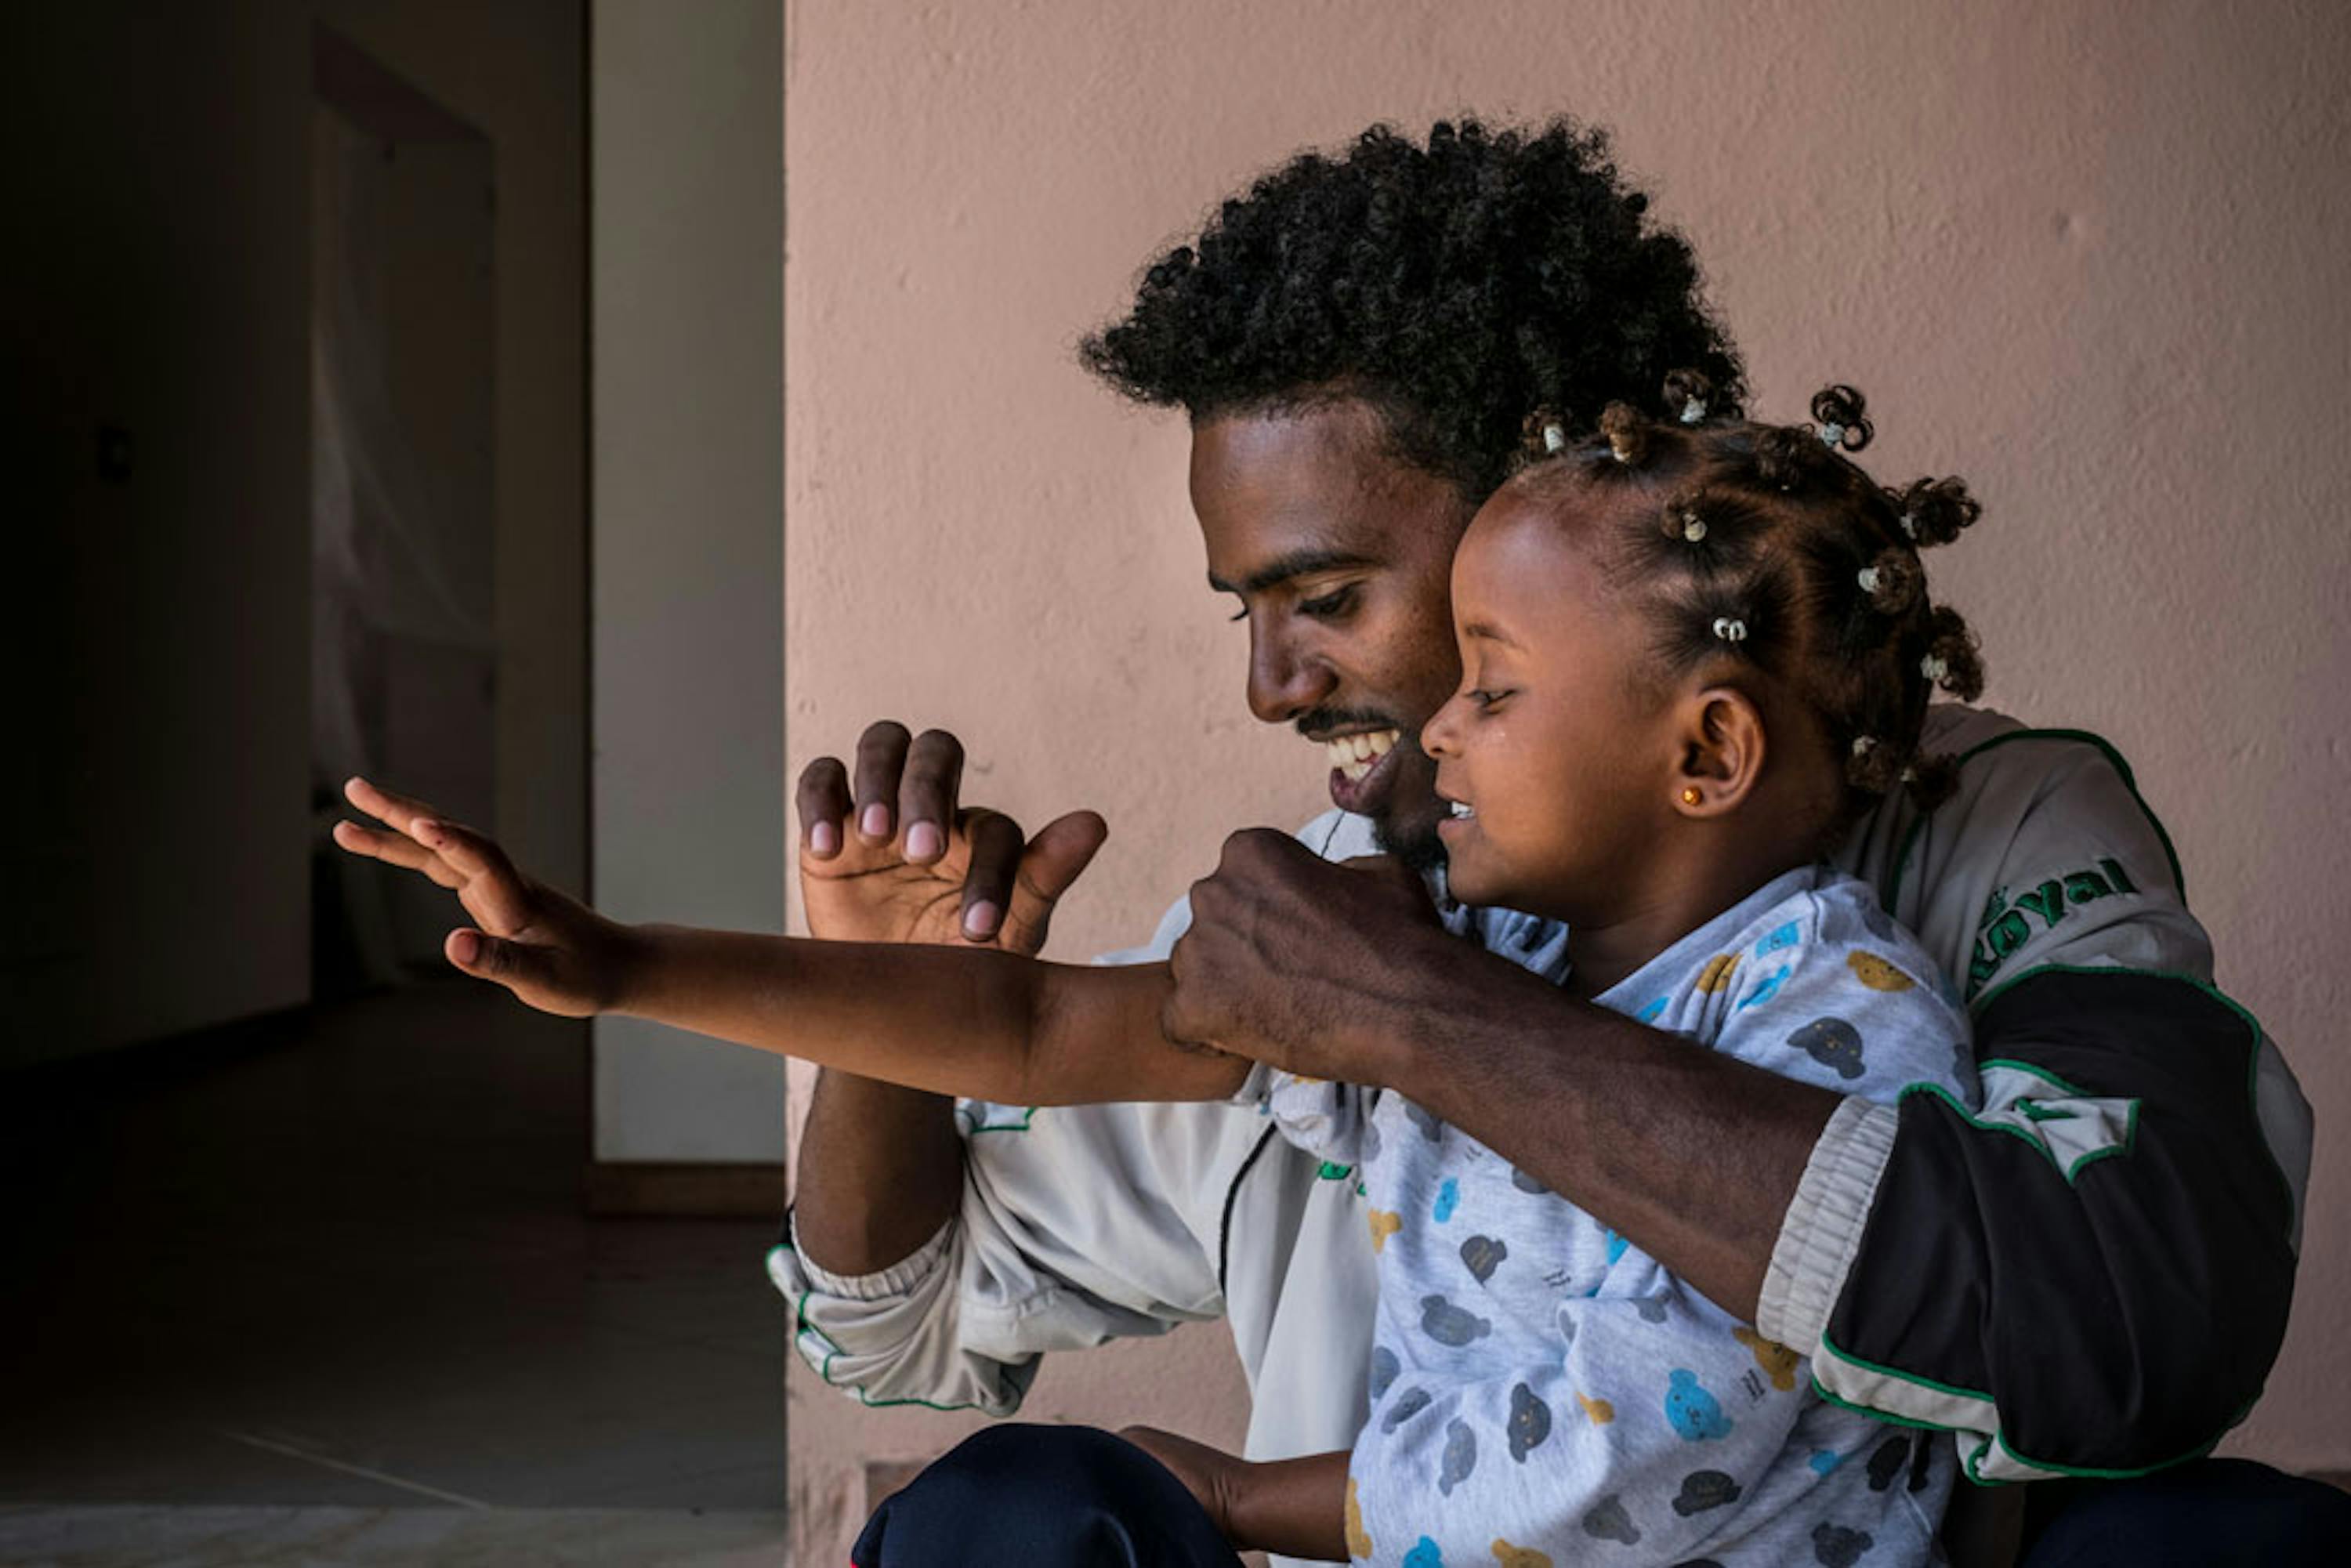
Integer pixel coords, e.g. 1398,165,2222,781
1370,737,1449,875
1290,704,1448,873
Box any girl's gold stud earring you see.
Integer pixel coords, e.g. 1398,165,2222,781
1680,787,1704,807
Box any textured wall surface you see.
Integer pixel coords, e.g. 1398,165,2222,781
782,0,2351,1554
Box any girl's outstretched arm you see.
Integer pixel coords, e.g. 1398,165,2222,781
334,775,1249,1106
616,925,1245,1105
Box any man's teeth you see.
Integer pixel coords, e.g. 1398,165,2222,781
1448,800,1475,820
1324,729,1400,781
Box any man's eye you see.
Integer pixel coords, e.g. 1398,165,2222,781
1299,585,1358,618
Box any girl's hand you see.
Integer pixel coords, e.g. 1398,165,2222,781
1123,1429,1355,1562
332,776,641,1017
1116,1425,1246,1544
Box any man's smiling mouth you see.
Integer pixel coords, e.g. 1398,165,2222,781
1319,727,1400,783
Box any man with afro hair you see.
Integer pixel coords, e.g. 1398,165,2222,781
781,120,2333,1567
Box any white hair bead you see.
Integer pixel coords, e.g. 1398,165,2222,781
1712,617,1748,643
1857,566,1882,594
1899,512,1920,541
1921,652,1951,684
1682,512,1708,543
1679,397,1708,425
1541,422,1567,454
1819,422,1846,447
1852,736,1879,758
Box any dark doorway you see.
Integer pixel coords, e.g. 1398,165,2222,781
308,26,498,1001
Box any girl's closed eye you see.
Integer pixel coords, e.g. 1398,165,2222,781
1467,686,1512,710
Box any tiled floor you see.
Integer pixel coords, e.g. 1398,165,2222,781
0,1506,789,1566
0,983,790,1563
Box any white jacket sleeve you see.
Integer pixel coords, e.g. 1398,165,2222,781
771,838,1334,1414
769,1091,1255,1413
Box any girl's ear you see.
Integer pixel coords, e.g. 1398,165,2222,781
1672,686,1767,817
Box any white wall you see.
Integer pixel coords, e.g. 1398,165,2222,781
589,0,788,1163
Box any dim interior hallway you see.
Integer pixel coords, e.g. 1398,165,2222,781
0,982,791,1564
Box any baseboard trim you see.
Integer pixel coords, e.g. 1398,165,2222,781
582,1161,790,1218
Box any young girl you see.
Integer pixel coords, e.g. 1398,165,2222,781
337,378,1986,1567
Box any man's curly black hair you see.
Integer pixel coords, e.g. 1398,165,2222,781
1081,118,1746,502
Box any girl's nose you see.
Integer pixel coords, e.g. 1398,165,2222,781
1421,693,1463,760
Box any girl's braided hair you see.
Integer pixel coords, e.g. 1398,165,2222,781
1516,378,1983,817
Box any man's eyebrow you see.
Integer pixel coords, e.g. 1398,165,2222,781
1459,619,1523,649
1207,549,1377,597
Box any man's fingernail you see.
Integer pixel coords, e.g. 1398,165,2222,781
859,802,891,840
963,900,1002,938
905,821,942,860
810,821,839,856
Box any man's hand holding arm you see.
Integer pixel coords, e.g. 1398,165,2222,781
1168,725,2314,1479
1161,827,1829,1324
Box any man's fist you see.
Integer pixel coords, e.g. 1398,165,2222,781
1161,829,1441,1082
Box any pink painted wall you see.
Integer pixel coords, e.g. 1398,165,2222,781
783,0,2351,1552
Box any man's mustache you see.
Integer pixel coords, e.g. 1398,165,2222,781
1293,708,1411,742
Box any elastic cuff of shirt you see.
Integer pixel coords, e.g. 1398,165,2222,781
784,1208,957,1302
1757,1096,1898,1356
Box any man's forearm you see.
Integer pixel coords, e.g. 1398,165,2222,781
793,1067,966,1276
1372,935,1835,1323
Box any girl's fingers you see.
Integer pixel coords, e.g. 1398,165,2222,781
331,820,462,890
445,927,520,987
341,778,535,934
445,928,589,1019
342,775,449,842
411,819,535,936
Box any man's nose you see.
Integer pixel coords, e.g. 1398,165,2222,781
1245,625,1336,725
